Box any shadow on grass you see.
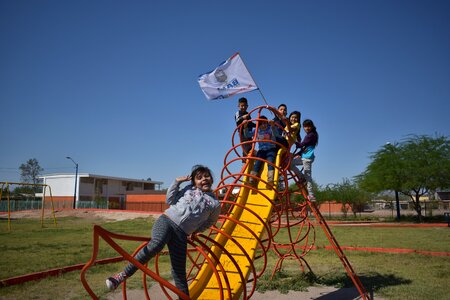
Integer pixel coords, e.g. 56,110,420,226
257,271,411,298
314,287,361,300
317,272,412,298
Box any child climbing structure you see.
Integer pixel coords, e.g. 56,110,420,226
80,105,371,300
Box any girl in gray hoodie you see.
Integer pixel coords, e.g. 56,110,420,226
106,165,221,298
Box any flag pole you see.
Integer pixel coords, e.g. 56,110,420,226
239,52,269,106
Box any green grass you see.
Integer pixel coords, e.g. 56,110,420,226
0,216,449,299
0,217,154,279
314,226,450,252
317,213,448,223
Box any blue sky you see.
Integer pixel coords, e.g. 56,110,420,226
1,0,449,189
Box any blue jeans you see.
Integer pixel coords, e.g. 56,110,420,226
253,148,276,173
124,214,189,296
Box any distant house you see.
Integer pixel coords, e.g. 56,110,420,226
37,173,164,210
436,191,450,201
436,191,450,210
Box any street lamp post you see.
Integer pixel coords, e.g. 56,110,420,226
66,157,78,209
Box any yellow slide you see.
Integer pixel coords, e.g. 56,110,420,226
189,157,280,299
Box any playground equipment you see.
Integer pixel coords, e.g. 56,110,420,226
80,105,370,299
0,182,57,231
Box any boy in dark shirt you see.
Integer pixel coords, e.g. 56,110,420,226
272,104,289,151
235,97,255,157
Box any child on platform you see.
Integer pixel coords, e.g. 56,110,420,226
106,165,221,297
285,111,301,147
244,116,280,185
272,104,289,151
235,97,255,157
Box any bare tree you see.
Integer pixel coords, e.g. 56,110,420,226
19,158,43,185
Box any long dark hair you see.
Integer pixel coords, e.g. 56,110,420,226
289,111,301,123
190,165,213,185
289,111,301,142
303,119,319,146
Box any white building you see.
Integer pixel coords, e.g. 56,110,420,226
37,173,163,209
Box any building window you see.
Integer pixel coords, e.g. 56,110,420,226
133,182,142,188
144,183,154,190
126,182,133,191
80,177,95,184
95,180,103,194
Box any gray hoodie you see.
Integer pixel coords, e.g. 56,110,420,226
164,180,221,235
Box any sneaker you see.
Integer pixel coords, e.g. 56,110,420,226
297,176,306,185
308,195,316,202
106,271,127,290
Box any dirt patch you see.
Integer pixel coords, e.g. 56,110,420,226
106,285,373,300
1,209,160,222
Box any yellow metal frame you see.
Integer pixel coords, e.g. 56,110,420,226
0,182,57,231
189,154,281,299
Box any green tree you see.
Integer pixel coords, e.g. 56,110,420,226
356,142,405,219
320,179,371,217
358,135,450,221
19,158,43,186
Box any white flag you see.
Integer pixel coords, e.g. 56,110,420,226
198,53,258,100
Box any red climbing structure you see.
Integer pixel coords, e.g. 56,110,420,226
81,105,371,300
